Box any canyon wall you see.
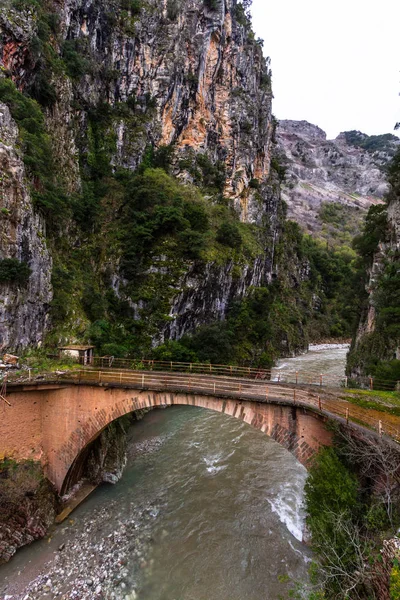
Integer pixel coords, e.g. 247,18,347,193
276,120,395,241
0,0,283,353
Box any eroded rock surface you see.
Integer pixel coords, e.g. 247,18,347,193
0,460,59,564
0,104,52,351
276,120,394,235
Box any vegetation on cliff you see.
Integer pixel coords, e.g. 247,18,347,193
0,0,373,366
343,130,399,160
347,148,400,388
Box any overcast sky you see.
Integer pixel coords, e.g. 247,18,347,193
251,0,400,139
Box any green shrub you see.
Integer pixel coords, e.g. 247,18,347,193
391,560,400,600
271,156,286,181
121,169,210,278
249,178,260,189
101,343,129,358
373,360,400,388
151,340,198,363
0,79,66,221
0,259,31,284
352,204,388,262
216,222,242,247
62,39,90,79
167,0,180,19
120,0,142,14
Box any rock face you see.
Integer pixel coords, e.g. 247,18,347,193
81,419,128,486
276,120,393,236
0,103,52,351
0,460,60,564
348,190,400,377
0,0,278,351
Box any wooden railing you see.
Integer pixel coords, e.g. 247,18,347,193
58,369,400,443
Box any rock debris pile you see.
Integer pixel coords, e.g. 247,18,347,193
2,499,160,600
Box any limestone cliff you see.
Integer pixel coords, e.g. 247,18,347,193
0,0,280,353
347,150,400,381
0,103,52,350
276,120,397,241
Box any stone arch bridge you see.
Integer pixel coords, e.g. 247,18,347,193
1,370,397,494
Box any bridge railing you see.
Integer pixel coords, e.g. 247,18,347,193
62,369,400,443
92,357,400,391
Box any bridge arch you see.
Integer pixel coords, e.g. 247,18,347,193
46,386,334,495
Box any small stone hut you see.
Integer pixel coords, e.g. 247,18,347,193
59,345,94,365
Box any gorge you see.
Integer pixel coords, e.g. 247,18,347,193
1,0,400,598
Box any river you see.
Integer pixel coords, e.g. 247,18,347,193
0,344,349,600
273,343,350,382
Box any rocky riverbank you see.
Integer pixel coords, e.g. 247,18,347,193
1,497,160,599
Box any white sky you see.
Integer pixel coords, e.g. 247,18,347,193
251,0,400,139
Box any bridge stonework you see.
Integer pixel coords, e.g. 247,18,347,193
3,385,333,493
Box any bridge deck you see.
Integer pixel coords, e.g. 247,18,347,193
8,369,400,444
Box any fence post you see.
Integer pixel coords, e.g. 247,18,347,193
142,373,144,388
266,387,268,401
345,376,348,388
210,364,212,373
28,368,31,382
278,373,280,383
213,382,216,394
239,383,242,394
120,372,122,384
379,420,383,437
293,389,296,405
370,377,374,391
346,408,349,425
99,371,102,383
